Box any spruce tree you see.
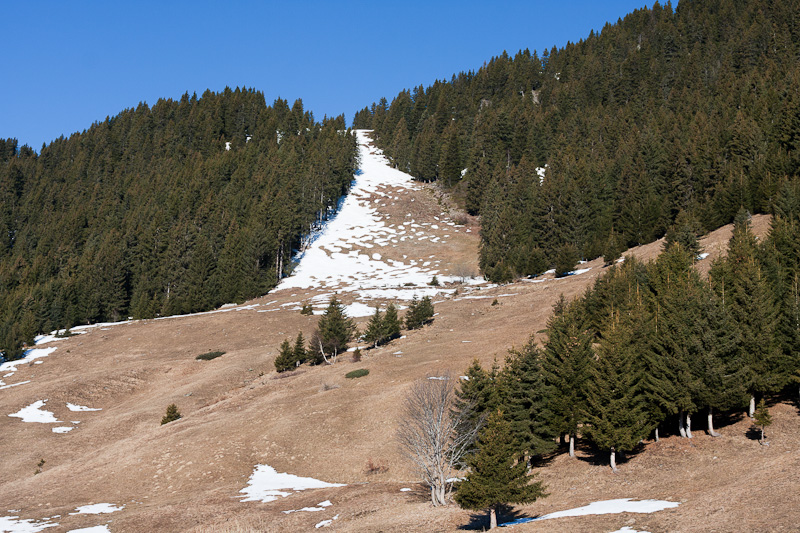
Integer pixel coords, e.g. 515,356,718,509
292,332,307,366
541,298,592,457
455,410,547,530
274,339,295,372
584,306,651,472
363,308,384,348
310,297,356,364
382,303,402,343
753,399,772,445
161,404,182,425
405,296,434,330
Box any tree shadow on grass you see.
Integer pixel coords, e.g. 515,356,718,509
574,439,646,469
458,504,533,530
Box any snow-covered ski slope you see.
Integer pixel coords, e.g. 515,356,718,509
275,130,481,301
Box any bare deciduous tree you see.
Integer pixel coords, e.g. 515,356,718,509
397,374,482,506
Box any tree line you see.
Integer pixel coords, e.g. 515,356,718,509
354,0,800,283
0,87,358,361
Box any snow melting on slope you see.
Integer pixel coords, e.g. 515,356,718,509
0,347,58,390
69,504,124,515
275,130,471,300
0,515,58,532
239,464,345,503
9,400,60,424
500,498,679,527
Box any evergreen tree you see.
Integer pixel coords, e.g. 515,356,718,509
310,297,356,364
405,296,434,330
292,331,307,366
541,297,592,456
584,307,651,472
274,339,295,372
455,410,547,530
363,308,384,348
382,303,402,343
161,404,182,425
502,341,558,459
753,399,772,445
554,243,579,278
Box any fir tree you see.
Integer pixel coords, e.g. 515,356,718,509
363,308,384,348
292,332,307,366
161,404,181,425
274,339,295,372
455,410,547,530
753,399,772,445
405,296,434,330
541,298,592,457
382,303,402,343
310,297,356,364
584,306,651,472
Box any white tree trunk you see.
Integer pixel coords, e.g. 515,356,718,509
678,411,687,438
489,507,498,529
749,395,756,418
610,447,618,473
569,433,575,457
654,427,660,442
707,407,721,437
686,412,693,439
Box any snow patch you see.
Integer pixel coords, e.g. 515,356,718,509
70,503,124,515
67,527,111,533
66,403,101,412
239,465,345,503
9,400,59,424
500,499,679,527
52,427,74,434
0,515,58,532
315,515,339,528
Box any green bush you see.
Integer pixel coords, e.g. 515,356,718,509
196,350,225,361
345,368,369,379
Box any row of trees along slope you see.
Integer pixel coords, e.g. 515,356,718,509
457,194,800,472
353,0,800,282
0,87,358,361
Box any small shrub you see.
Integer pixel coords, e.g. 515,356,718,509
34,458,45,475
346,368,369,379
429,275,439,286
300,303,314,315
364,458,389,475
55,329,76,338
196,350,225,361
352,348,362,362
320,382,340,391
161,403,181,425
491,298,499,306
453,213,468,226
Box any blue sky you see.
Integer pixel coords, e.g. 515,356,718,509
1,1,654,150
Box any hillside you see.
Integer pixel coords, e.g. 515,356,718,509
0,88,357,361
355,0,800,283
2,131,796,533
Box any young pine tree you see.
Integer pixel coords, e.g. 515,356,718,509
753,399,772,445
455,410,547,530
382,303,402,342
274,339,295,372
161,404,181,425
310,297,356,364
292,332,307,366
363,308,384,348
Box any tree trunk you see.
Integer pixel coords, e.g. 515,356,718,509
749,395,756,418
678,411,687,438
654,427,659,442
569,433,575,458
489,507,498,529
707,407,721,437
610,447,618,473
686,412,693,439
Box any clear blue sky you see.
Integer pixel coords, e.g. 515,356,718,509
1,1,654,150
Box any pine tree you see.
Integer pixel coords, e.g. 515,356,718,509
554,243,579,278
161,404,181,425
405,296,434,330
753,399,772,445
310,297,356,364
502,341,558,459
541,298,592,457
382,303,402,343
274,339,295,372
455,410,547,529
584,307,651,472
292,332,307,366
363,308,384,348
